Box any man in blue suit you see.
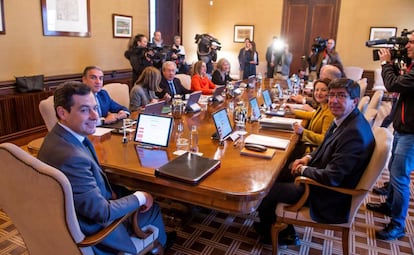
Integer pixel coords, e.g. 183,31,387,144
82,66,130,125
38,81,174,254
255,78,375,246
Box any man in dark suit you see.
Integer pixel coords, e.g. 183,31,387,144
156,61,192,99
255,78,375,246
38,81,174,254
82,66,130,125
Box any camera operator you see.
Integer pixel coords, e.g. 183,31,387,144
265,37,292,79
366,31,414,241
308,38,343,80
124,34,154,85
195,34,220,75
167,35,189,74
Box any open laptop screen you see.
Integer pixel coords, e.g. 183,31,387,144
212,108,233,141
134,113,174,147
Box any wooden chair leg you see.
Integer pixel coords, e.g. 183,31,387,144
271,222,287,255
342,227,350,255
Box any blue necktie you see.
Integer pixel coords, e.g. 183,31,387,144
168,80,177,96
95,94,102,117
83,138,99,164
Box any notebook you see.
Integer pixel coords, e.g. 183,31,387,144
144,100,171,115
212,108,239,141
259,116,302,132
185,91,202,112
244,134,290,150
133,113,174,147
155,152,221,185
249,97,262,121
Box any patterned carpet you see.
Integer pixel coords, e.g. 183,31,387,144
1,172,414,255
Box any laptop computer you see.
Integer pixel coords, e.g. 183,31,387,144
211,108,240,141
134,113,174,148
249,97,262,121
185,91,202,112
144,100,171,115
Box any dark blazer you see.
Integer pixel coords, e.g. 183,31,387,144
96,89,129,117
304,108,375,223
211,70,233,85
38,124,143,254
156,76,192,99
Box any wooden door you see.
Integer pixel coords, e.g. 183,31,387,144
155,0,182,46
281,0,341,76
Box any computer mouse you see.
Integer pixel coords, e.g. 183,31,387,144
245,143,267,152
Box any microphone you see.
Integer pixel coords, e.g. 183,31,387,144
365,39,389,47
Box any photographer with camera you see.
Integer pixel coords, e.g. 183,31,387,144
195,34,221,75
167,35,189,74
366,31,414,241
124,34,154,85
265,37,293,79
308,38,343,81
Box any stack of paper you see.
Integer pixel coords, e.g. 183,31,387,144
259,116,302,131
244,134,290,150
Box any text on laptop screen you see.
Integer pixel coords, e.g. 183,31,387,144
134,114,173,147
212,108,233,140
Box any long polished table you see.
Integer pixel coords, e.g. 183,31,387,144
94,79,301,215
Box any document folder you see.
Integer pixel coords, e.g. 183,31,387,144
155,152,221,185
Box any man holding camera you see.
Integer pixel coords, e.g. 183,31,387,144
366,31,414,240
308,38,343,80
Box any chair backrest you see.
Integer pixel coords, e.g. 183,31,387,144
348,127,392,221
175,74,191,90
39,95,57,131
372,101,392,128
367,90,384,111
364,108,378,127
373,68,386,91
357,77,368,99
102,83,130,108
0,143,92,255
343,66,364,81
357,95,370,114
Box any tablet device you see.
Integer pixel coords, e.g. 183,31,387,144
249,97,261,121
136,147,169,169
144,100,169,115
212,85,225,102
134,113,174,147
262,90,273,109
185,91,202,112
212,108,233,141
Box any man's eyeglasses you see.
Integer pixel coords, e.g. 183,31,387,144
328,93,349,100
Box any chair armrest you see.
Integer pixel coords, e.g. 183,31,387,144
285,176,367,212
78,213,132,247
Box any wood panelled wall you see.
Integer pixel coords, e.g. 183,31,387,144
0,69,133,145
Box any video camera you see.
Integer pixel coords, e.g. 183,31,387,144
195,34,222,51
311,36,328,53
365,29,413,62
145,43,167,62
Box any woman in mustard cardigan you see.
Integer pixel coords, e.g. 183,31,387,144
290,78,334,146
278,78,334,181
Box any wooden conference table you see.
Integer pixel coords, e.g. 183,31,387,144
94,78,301,215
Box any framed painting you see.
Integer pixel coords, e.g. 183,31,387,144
234,25,254,43
368,27,397,47
41,0,91,37
113,14,132,38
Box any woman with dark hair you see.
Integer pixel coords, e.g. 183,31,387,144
243,41,259,79
124,34,154,85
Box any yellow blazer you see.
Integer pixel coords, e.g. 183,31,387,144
294,103,334,146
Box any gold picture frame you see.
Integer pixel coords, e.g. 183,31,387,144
113,14,132,38
234,25,254,43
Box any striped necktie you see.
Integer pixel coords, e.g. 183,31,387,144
168,80,177,96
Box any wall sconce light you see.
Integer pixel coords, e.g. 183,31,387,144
210,0,213,6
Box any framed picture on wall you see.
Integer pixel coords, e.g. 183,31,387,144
234,25,254,43
368,27,397,47
0,0,5,34
113,14,132,38
41,0,91,37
